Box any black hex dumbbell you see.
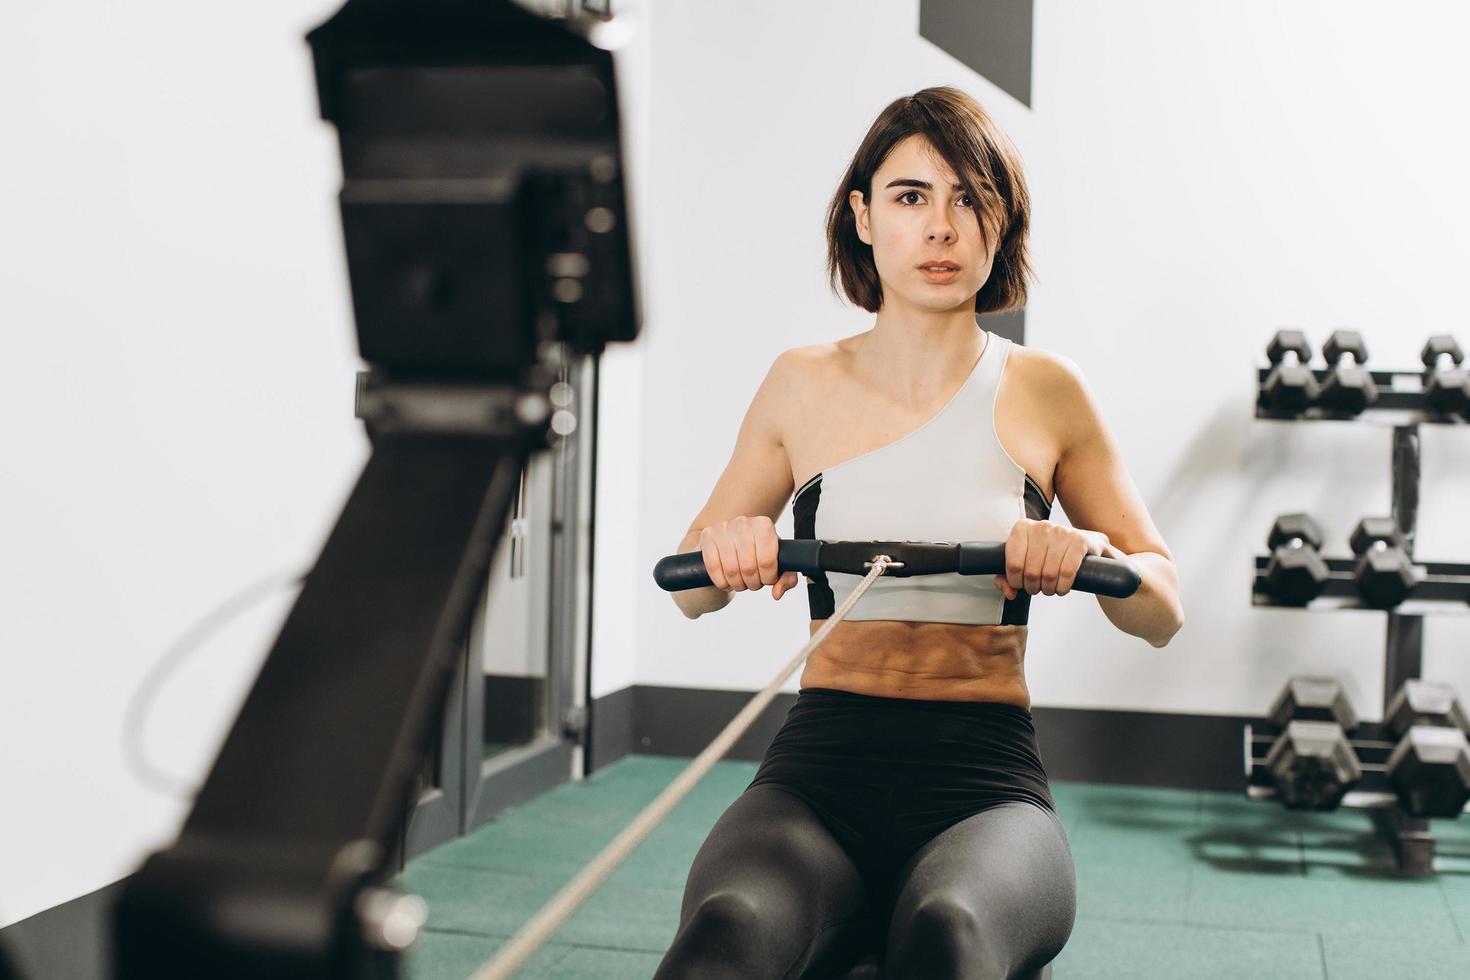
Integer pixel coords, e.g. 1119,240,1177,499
1384,680,1470,819
1318,330,1378,416
1421,335,1469,417
1262,330,1320,412
1263,513,1329,605
1264,676,1361,810
1349,518,1417,608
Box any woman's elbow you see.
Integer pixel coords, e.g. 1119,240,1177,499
1149,606,1185,648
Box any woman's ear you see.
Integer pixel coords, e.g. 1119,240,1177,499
848,189,871,246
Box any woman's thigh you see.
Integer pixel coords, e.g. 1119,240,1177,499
655,783,871,980
885,802,1076,980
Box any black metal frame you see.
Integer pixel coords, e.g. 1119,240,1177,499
115,435,534,977
389,362,595,858
401,636,468,864
110,1,639,975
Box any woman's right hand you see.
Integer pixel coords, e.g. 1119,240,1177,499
698,515,801,600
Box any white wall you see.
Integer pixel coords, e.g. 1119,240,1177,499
0,0,367,928
589,1,651,700
626,0,1470,718
0,0,656,929
0,1,363,927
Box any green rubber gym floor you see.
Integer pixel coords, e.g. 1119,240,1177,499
395,755,1470,979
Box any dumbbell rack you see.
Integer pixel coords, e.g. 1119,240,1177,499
1248,362,1469,876
1255,365,1470,428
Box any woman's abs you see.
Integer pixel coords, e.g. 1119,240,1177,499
800,620,1031,707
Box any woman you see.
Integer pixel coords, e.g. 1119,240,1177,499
655,87,1183,979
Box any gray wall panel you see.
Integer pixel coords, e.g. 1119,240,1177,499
920,0,1035,107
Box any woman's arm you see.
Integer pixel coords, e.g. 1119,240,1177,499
671,351,801,619
1046,354,1184,648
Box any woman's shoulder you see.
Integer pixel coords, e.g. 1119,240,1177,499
999,341,1095,439
770,337,854,386
1002,340,1082,382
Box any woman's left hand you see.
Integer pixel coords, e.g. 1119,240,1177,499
992,519,1110,599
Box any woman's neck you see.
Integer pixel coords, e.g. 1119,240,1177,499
850,313,987,408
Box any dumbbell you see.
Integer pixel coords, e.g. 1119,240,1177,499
1262,513,1329,605
1384,679,1470,819
1421,335,1469,417
1264,676,1361,810
1318,330,1378,415
1349,518,1417,608
1262,330,1320,412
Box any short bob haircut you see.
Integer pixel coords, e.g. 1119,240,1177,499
826,86,1033,315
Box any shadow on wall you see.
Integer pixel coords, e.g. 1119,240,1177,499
1148,392,1390,593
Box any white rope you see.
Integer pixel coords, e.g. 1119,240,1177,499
469,557,895,980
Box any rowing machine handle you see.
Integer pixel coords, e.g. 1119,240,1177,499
652,540,1141,599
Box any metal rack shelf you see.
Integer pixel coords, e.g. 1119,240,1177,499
1255,366,1470,427
1250,555,1470,615
1246,363,1470,874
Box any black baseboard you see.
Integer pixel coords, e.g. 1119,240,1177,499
592,684,1253,793
0,878,124,980
632,687,798,765
587,683,635,771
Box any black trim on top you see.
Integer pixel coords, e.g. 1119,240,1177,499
1000,473,1054,625
792,474,835,619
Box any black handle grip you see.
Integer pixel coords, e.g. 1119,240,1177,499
653,540,822,592
653,540,1141,599
1075,555,1142,598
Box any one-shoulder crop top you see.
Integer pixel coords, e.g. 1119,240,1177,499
792,330,1053,626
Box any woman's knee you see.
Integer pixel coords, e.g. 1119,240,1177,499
657,891,791,979
887,894,1006,979
686,891,771,944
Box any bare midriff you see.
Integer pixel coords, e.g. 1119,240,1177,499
799,619,1031,708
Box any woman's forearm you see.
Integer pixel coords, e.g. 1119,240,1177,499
673,585,733,619
1095,547,1184,648
669,529,733,619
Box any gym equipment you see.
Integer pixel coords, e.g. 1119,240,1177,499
1260,330,1319,411
1261,514,1329,605
1263,677,1361,810
1246,679,1470,821
1248,326,1470,876
1384,680,1470,819
653,538,1141,598
1349,517,1418,609
1254,330,1469,425
1252,553,1470,611
112,2,643,977
1421,335,1469,417
1318,330,1378,416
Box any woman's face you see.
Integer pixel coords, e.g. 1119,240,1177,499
849,134,995,314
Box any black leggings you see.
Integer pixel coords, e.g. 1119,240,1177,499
655,691,1077,979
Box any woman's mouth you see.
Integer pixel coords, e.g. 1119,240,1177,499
918,264,960,283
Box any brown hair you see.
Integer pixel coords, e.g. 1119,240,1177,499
825,86,1033,314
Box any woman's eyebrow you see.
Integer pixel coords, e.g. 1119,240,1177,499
884,178,966,191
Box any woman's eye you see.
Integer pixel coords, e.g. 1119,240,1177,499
899,192,970,208
898,191,972,207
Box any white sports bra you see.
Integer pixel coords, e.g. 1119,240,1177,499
791,331,1052,626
